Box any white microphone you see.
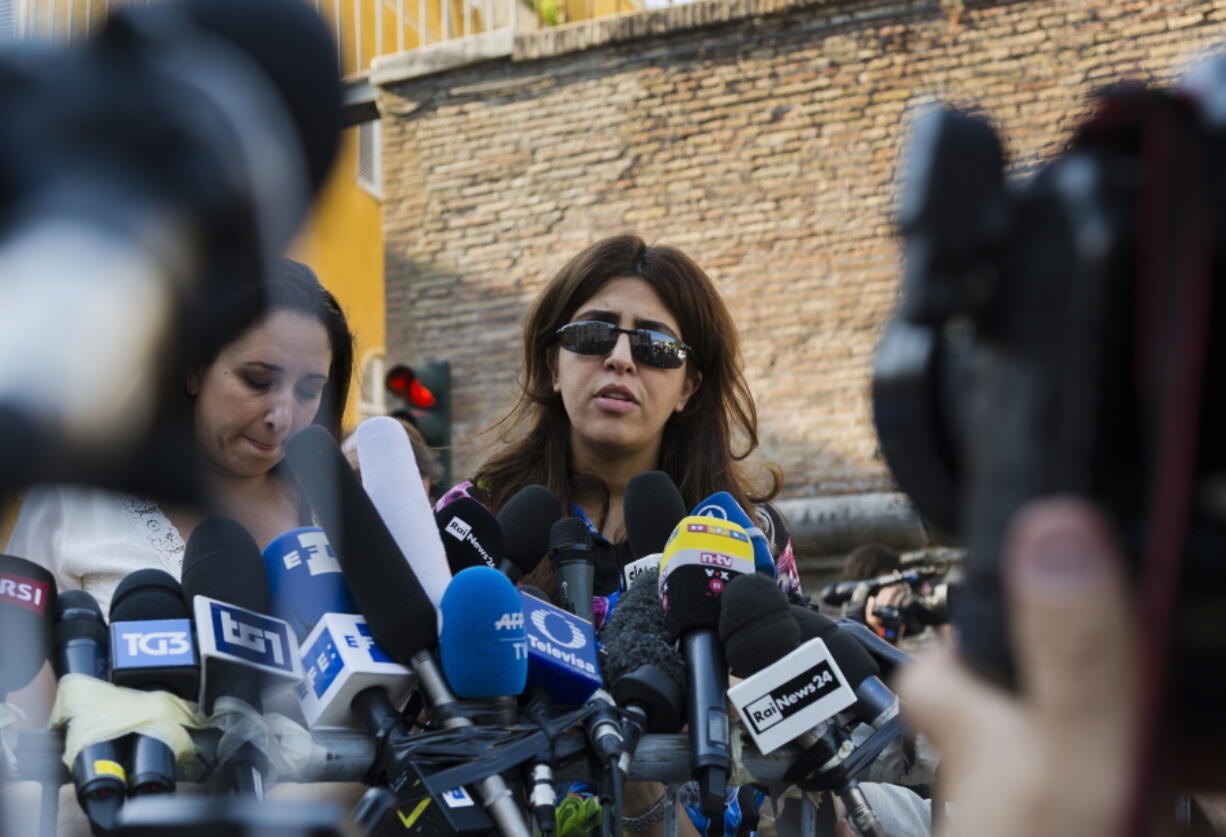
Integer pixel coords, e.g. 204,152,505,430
355,416,452,608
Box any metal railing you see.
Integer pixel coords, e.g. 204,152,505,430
8,0,524,78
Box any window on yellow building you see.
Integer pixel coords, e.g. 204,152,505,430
357,118,382,198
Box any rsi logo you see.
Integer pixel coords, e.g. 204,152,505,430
494,611,524,631
121,631,191,657
0,573,49,614
445,517,472,541
220,610,287,665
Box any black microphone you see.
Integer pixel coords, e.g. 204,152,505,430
623,471,689,587
436,497,504,573
792,610,902,729
284,425,529,837
0,554,56,701
495,484,562,582
653,473,745,833
600,567,686,761
548,517,595,622
721,580,888,837
181,517,290,797
53,590,126,832
108,569,198,796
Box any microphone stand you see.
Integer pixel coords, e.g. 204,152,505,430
412,650,530,837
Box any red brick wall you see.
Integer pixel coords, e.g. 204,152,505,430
380,0,1226,497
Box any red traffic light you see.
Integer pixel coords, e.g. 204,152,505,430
386,365,436,409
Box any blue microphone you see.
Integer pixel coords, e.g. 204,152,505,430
438,567,528,698
261,526,359,641
692,491,775,577
262,527,415,731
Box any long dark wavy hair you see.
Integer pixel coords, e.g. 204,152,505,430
474,234,780,536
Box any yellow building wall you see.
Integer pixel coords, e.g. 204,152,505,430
292,126,385,433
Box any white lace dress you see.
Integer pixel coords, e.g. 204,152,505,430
5,485,186,616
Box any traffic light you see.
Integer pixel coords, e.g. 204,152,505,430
385,361,451,488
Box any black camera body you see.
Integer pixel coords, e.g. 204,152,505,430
873,77,1226,736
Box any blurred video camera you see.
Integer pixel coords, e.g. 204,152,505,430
0,0,340,501
820,566,954,642
873,60,1226,742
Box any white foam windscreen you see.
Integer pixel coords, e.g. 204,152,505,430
355,416,452,608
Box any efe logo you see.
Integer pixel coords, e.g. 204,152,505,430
0,573,49,614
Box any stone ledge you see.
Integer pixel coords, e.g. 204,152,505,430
514,0,832,61
370,26,515,87
371,0,842,88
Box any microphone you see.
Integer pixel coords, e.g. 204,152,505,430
691,491,775,577
261,526,358,642
261,528,416,733
548,517,595,622
108,569,198,796
181,517,302,797
718,573,800,678
495,485,562,582
0,554,55,700
284,425,529,837
599,566,686,764
356,415,452,608
436,498,504,573
791,610,901,730
623,471,688,588
658,512,755,830
438,567,528,699
53,590,126,831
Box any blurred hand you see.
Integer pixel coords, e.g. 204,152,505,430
896,498,1135,837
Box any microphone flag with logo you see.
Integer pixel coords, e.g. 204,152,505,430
520,591,601,705
0,553,55,699
262,526,358,641
691,491,775,577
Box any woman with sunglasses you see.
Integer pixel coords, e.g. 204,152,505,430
436,234,800,837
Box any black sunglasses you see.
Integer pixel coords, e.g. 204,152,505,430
554,321,692,369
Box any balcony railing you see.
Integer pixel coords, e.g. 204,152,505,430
5,0,646,79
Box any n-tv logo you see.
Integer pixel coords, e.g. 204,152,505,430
0,573,49,615
206,601,296,676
